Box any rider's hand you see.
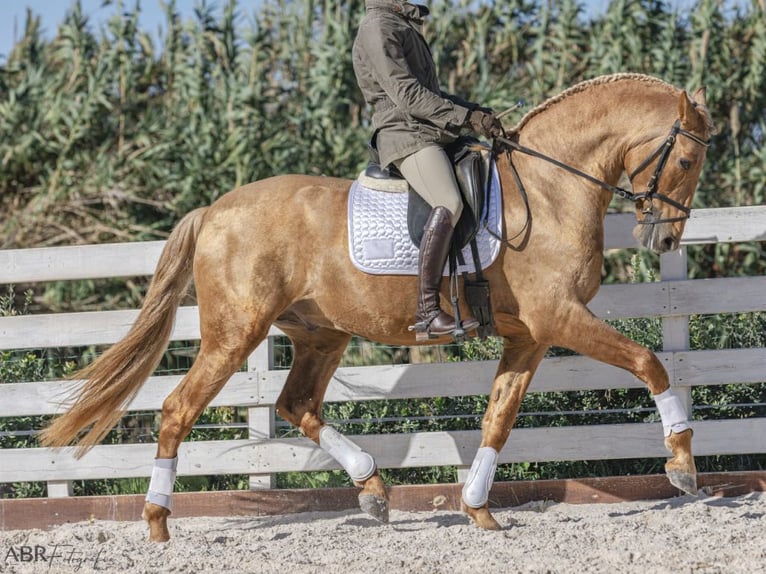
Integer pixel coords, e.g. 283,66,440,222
467,110,504,139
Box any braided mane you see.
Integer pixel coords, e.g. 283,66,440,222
510,73,680,133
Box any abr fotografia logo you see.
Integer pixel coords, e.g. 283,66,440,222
4,544,104,569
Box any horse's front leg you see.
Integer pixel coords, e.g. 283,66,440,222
547,302,697,495
462,333,548,529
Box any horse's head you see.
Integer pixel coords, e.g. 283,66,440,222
628,87,714,253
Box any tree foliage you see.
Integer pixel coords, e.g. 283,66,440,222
0,0,763,251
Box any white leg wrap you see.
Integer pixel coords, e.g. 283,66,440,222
319,426,376,482
462,446,498,509
145,457,178,511
654,388,691,437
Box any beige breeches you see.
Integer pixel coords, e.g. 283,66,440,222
396,145,463,227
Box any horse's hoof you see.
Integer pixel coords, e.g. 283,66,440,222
667,470,698,496
664,429,697,496
148,524,171,542
143,503,171,542
462,502,502,530
359,494,389,523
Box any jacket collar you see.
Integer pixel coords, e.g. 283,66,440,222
365,0,430,22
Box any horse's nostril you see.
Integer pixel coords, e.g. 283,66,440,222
662,236,676,251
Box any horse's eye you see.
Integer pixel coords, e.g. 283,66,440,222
679,158,692,171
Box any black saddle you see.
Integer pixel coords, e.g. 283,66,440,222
364,137,492,250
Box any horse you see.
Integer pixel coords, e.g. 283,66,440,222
40,73,714,541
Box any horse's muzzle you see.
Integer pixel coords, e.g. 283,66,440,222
632,215,680,253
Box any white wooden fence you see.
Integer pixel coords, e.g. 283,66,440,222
1,206,765,499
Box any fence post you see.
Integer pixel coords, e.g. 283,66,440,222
660,247,692,416
247,337,276,490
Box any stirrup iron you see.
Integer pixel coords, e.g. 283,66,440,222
408,312,477,342
408,311,444,342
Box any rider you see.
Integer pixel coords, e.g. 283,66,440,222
352,0,503,341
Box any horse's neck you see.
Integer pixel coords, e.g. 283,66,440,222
505,89,674,220
500,121,620,224
519,109,625,183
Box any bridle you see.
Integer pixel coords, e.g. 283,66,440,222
494,120,711,226
627,120,711,224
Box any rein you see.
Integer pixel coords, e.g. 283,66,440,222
494,120,710,226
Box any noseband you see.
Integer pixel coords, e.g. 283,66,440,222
495,120,710,225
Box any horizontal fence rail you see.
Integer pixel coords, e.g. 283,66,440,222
4,419,766,483
1,206,764,284
0,206,765,494
3,348,766,418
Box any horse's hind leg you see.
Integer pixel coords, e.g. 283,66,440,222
275,327,389,522
143,330,263,542
462,329,548,530
545,302,697,495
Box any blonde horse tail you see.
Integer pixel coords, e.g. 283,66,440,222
39,207,208,458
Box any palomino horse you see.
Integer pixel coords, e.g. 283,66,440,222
41,73,714,541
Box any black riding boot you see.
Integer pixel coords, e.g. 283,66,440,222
410,206,479,341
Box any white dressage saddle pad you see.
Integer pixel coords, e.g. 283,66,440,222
347,163,503,275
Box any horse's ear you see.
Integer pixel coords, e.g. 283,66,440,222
692,86,707,106
678,90,703,129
